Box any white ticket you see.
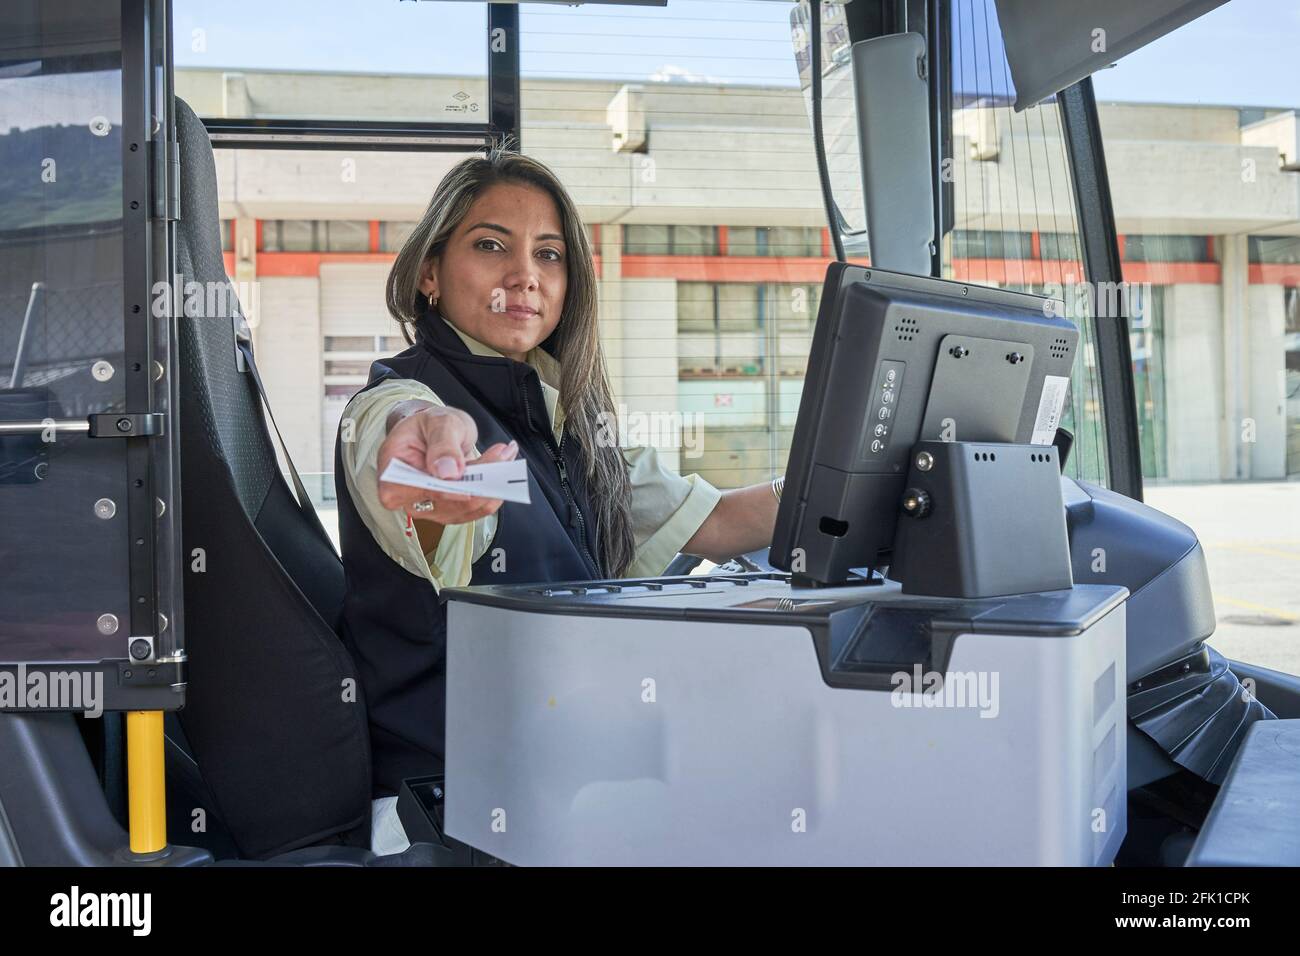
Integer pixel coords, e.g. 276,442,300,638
379,456,531,504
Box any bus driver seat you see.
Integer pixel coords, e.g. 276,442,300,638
169,97,373,859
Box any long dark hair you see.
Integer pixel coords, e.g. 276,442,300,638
384,146,635,577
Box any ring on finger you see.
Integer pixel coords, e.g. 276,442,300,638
412,499,436,513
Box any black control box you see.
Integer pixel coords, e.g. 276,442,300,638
889,440,1074,598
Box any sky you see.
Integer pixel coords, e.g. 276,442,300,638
5,0,1297,134
1089,0,1300,108
165,0,1300,108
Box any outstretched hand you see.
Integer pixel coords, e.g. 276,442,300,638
376,405,518,525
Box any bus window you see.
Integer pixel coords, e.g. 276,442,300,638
172,0,488,124
174,1,835,512
1093,0,1300,674
943,0,1108,486
517,0,826,491
189,145,485,512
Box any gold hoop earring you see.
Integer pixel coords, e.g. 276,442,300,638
427,292,438,309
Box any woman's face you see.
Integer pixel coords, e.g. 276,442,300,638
420,181,568,362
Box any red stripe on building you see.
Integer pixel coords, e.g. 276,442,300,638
1250,263,1300,286
368,220,380,253
951,259,1222,286
1123,262,1221,284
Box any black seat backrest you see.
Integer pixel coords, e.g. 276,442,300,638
173,97,370,858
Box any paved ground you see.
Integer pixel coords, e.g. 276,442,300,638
1144,481,1300,676
317,479,1300,677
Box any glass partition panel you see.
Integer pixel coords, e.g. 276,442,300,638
0,1,133,663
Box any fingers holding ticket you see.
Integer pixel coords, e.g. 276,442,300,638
380,456,532,505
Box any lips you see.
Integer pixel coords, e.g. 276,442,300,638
505,305,539,317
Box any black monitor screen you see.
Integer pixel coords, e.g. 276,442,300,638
769,263,1078,586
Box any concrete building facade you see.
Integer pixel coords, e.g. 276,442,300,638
175,66,1300,495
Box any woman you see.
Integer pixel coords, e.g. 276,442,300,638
335,147,784,854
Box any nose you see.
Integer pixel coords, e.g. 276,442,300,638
502,248,540,292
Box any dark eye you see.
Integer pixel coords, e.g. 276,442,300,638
475,237,503,251
538,248,562,262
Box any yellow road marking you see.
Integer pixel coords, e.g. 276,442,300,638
1216,596,1300,621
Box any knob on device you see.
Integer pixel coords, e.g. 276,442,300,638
901,487,931,518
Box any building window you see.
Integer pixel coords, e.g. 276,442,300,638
677,282,762,374
727,225,821,257
677,282,818,336
951,230,1034,260
324,220,371,253
624,224,718,255
220,219,233,252
261,219,370,252
673,225,718,256
1122,235,1211,262
262,220,312,252
717,283,759,332
624,224,825,256
1249,236,1300,264
323,334,409,388
1129,286,1168,480
676,282,818,379
324,334,407,353
676,282,716,334
380,221,419,253
1039,231,1081,262
323,359,373,377
773,282,820,332
324,336,375,352
1286,287,1300,477
767,226,821,257
624,224,670,255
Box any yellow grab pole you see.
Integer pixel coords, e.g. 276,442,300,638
126,710,167,853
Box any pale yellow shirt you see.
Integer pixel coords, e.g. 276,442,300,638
339,319,722,590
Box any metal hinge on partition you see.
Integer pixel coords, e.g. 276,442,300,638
152,140,180,222
167,141,181,222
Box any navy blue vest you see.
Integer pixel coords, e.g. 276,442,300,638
334,311,605,798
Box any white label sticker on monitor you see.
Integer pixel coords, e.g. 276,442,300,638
1031,375,1070,445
